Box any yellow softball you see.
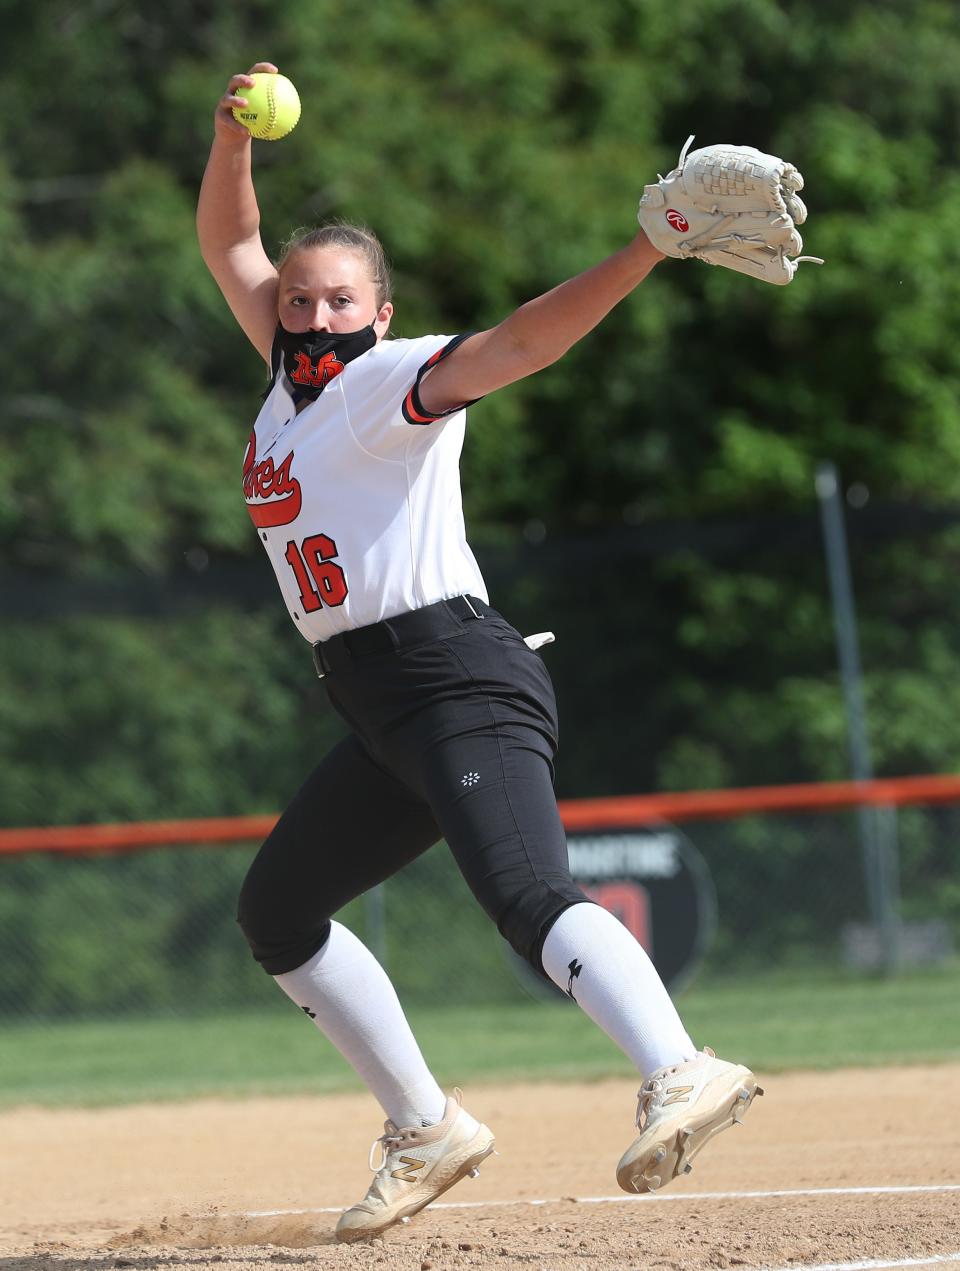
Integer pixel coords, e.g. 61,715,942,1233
233,72,301,141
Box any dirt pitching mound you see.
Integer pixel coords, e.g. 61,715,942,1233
3,1066,959,1270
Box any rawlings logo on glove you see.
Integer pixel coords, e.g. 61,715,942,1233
638,136,823,285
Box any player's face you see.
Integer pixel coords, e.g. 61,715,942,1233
278,247,392,338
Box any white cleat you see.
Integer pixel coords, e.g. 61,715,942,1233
335,1089,495,1243
616,1047,763,1195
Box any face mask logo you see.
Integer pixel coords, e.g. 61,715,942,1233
289,350,344,391
276,324,378,401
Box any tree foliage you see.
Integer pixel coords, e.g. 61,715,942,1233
3,0,960,828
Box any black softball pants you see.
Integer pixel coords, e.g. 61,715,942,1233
237,596,589,976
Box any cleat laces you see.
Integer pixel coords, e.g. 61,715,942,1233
634,1047,716,1127
368,1124,404,1171
634,1081,658,1129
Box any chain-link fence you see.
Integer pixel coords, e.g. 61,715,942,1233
2,794,957,1024
6,504,960,1027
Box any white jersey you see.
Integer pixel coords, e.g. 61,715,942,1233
242,333,488,644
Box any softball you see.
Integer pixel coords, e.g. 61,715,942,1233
233,72,301,141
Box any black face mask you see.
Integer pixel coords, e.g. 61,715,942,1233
277,324,378,400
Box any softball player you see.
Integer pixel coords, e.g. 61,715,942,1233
198,62,766,1243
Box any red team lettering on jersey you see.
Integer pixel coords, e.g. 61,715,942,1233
242,429,302,527
244,335,488,643
243,430,348,609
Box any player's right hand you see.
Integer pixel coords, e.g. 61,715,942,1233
214,62,279,141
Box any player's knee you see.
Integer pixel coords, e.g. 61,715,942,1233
236,858,332,976
496,878,590,972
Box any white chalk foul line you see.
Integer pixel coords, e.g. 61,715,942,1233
241,1181,960,1219
759,1255,960,1271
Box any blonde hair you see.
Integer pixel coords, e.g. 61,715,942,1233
276,221,393,309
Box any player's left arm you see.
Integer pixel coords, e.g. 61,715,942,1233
416,230,665,417
419,137,818,416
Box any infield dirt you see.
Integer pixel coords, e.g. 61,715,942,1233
2,1064,959,1270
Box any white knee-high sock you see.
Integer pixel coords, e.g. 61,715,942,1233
274,921,447,1129
540,901,697,1078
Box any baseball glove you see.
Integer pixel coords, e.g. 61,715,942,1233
638,136,823,285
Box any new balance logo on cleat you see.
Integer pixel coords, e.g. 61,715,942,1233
336,1089,496,1244
616,1048,763,1196
390,1155,426,1182
662,1084,695,1106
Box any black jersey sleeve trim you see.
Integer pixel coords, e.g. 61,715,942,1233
401,333,483,425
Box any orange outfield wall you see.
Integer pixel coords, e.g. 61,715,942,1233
1,772,960,856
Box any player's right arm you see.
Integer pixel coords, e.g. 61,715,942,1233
196,63,280,368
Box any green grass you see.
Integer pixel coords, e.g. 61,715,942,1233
2,964,958,1108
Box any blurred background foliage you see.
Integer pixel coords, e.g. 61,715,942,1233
3,0,960,831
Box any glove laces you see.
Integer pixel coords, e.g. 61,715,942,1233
658,133,697,181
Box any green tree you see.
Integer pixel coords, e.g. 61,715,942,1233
2,0,960,823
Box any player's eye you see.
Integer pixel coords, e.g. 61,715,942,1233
334,295,353,307
289,296,308,306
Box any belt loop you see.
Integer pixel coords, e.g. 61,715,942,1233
463,594,483,619
311,643,328,679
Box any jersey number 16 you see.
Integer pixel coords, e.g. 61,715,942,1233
284,533,348,611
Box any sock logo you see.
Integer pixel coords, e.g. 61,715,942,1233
566,958,583,1000
391,1155,426,1182
301,1005,317,1020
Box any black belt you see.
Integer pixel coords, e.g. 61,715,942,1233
311,595,495,679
